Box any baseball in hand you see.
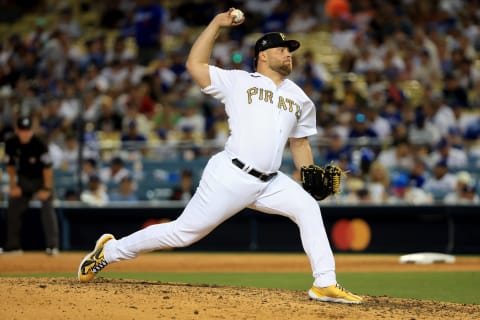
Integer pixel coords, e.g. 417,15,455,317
231,9,244,23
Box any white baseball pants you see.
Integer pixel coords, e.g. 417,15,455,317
104,151,336,287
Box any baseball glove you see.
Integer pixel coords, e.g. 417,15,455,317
300,164,345,200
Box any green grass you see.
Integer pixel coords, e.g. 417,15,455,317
4,271,479,305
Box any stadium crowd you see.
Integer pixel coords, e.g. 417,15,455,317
1,0,480,205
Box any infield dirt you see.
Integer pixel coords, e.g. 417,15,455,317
1,253,479,319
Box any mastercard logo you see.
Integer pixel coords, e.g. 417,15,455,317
331,218,371,251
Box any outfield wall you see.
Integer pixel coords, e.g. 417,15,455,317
0,203,478,254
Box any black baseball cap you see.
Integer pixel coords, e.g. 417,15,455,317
254,32,300,57
16,116,32,130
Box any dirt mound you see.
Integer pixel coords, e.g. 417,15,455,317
2,277,479,320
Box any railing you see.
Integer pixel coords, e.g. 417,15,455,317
3,136,480,204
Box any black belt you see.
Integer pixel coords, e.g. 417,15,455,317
232,158,277,182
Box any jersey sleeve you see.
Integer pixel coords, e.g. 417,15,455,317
201,66,234,102
290,98,318,138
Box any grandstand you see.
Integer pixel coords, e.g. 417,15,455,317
1,0,480,205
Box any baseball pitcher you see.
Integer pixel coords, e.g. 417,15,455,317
78,8,361,304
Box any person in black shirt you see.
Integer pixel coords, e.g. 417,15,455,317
2,116,59,255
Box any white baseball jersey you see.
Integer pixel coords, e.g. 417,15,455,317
203,66,317,172
104,65,337,289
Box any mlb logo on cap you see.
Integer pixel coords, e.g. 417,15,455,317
17,116,32,130
254,32,300,57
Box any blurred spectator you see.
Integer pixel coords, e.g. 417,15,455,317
119,8,136,38
390,171,410,200
376,138,414,171
80,174,109,206
124,55,145,86
15,78,42,117
244,0,281,18
352,146,375,176
100,3,126,30
100,59,129,91
175,98,206,139
442,73,469,108
133,79,156,118
365,161,391,203
457,56,479,92
429,93,455,137
95,95,123,133
58,83,80,128
150,128,177,160
444,171,479,204
121,120,148,156
451,103,477,137
297,65,323,94
348,112,378,139
109,175,138,202
286,4,319,33
296,50,331,89
79,90,100,124
353,47,383,75
46,133,63,170
80,37,106,72
427,137,468,169
342,78,367,110
342,177,371,204
380,101,403,130
423,159,457,201
412,49,442,87
364,106,391,141
152,103,181,136
58,131,95,173
134,0,165,66
261,1,290,33
26,17,50,47
176,125,201,161
212,32,237,68
40,97,64,137
330,18,357,54
382,47,406,76
384,68,407,109
411,26,439,71
163,5,187,36
63,188,80,202
324,132,351,165
318,86,340,116
408,106,441,148
56,6,81,40
80,158,98,186
169,169,195,201
121,102,151,137
168,49,188,80
99,156,132,187
82,122,101,159
407,158,429,188
403,186,434,205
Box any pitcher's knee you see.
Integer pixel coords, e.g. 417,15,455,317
305,196,321,212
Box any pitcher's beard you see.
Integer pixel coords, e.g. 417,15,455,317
272,64,292,76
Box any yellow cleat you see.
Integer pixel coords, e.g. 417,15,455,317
308,284,363,304
77,234,115,282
